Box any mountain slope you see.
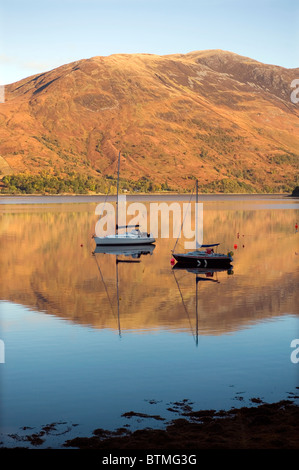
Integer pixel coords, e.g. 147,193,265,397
0,50,298,192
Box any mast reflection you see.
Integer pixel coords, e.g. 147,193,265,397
93,244,156,337
172,264,234,346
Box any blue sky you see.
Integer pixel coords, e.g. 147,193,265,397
0,0,298,85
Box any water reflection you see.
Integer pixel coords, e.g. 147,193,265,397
93,244,156,257
0,198,298,335
92,244,156,337
172,265,234,346
0,197,298,448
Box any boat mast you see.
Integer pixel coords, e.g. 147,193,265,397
195,179,199,250
116,151,121,235
171,181,196,254
116,256,121,338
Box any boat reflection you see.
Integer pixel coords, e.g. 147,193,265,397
93,244,156,258
172,264,234,346
93,244,156,336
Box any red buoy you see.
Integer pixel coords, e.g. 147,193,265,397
234,244,238,249
170,258,175,265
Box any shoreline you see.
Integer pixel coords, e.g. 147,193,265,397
63,399,298,450
1,399,298,450
0,193,296,205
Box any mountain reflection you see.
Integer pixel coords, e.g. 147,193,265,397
1,200,298,335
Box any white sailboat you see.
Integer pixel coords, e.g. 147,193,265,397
93,151,156,246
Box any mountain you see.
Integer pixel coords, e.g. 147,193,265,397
1,50,298,193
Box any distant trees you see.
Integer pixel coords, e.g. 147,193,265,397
196,178,255,194
1,173,295,195
0,173,169,195
1,174,107,194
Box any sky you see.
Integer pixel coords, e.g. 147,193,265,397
0,0,298,85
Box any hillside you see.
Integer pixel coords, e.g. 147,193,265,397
0,50,298,193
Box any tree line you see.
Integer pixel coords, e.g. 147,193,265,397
0,173,172,194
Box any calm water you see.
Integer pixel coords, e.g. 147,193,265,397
0,195,298,448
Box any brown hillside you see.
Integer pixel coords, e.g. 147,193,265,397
0,50,298,192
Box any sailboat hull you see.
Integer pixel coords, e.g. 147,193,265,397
173,252,232,268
